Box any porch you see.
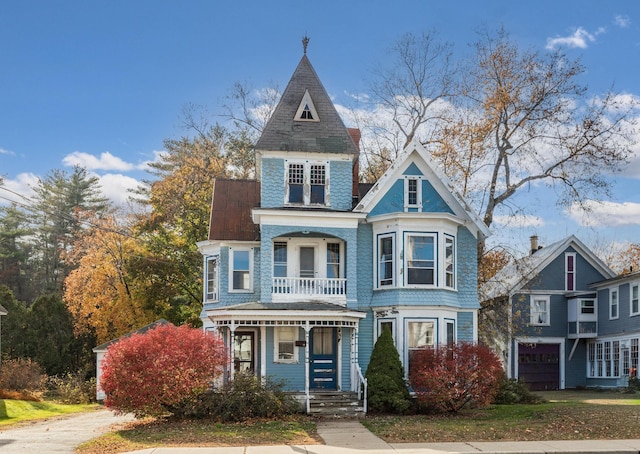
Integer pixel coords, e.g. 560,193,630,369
204,302,367,415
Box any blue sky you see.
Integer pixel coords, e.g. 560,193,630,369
1,1,639,259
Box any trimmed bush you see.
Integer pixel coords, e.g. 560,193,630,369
47,372,97,404
409,342,503,413
170,371,300,421
365,327,411,414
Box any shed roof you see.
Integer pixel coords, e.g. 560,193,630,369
208,179,261,241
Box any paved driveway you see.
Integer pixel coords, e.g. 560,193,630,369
0,408,135,453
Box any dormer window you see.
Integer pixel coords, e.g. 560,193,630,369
294,89,319,122
285,161,328,206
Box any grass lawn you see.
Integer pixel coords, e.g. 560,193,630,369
78,417,321,454
0,399,100,426
363,391,640,443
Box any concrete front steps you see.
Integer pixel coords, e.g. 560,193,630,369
308,391,365,418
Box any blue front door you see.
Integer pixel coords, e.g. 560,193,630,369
310,327,337,390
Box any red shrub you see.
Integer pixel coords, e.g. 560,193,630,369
100,324,227,417
409,342,503,413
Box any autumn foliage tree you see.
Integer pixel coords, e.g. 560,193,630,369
409,342,503,413
100,324,227,417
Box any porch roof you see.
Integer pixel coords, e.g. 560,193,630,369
204,301,366,327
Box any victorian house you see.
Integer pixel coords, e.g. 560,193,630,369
197,43,490,414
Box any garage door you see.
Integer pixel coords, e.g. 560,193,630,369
518,343,560,391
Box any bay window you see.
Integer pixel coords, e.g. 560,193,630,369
406,234,435,285
206,256,219,301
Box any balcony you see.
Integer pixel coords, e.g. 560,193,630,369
272,277,347,303
567,321,597,339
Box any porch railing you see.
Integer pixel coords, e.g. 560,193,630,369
272,277,346,296
354,363,367,414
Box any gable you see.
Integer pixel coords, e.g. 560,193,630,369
354,141,489,239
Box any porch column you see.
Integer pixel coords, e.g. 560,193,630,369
260,325,267,382
351,325,359,392
304,322,311,413
229,322,236,381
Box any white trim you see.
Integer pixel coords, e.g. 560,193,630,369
403,175,423,211
610,287,620,320
205,256,219,302
565,252,576,291
274,326,300,364
229,247,254,293
631,283,640,317
284,160,330,207
252,209,365,228
530,295,551,326
294,89,320,122
376,233,396,288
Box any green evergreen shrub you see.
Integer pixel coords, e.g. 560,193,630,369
365,327,411,414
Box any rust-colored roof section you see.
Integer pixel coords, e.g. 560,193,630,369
209,179,261,241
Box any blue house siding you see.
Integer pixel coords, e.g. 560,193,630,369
565,341,587,388
265,327,306,391
457,312,474,342
369,179,454,217
457,226,480,309
214,246,261,307
261,158,285,208
329,160,354,211
597,285,640,336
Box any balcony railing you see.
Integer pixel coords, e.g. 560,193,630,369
272,277,346,296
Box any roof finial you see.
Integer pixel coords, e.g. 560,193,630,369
302,36,310,54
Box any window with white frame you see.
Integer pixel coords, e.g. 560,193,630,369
445,235,455,289
230,248,252,291
285,161,328,206
206,256,219,301
610,288,619,319
274,326,298,362
404,176,422,210
378,234,395,287
581,299,595,314
377,319,396,344
530,296,550,325
326,243,340,278
631,338,639,376
565,253,576,291
631,284,639,316
406,234,436,285
407,320,435,373
588,340,621,378
273,242,287,277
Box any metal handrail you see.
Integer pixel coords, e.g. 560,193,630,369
354,363,367,414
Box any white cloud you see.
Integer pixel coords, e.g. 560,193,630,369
97,173,141,206
615,15,631,28
0,147,15,156
0,172,39,205
63,151,135,172
567,200,640,227
546,27,604,50
493,214,545,228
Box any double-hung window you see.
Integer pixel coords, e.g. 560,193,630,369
565,253,576,291
275,326,298,363
406,234,435,285
531,295,550,325
610,288,619,320
404,176,422,211
326,243,340,278
230,248,252,292
206,256,219,301
631,284,639,316
444,235,455,289
378,234,395,287
285,161,328,206
273,242,287,278
407,320,435,374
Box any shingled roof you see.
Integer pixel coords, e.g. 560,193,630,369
208,179,261,241
255,54,358,155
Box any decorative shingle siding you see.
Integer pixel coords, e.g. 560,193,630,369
369,179,454,217
456,226,480,309
214,246,261,307
457,312,475,342
329,160,354,211
261,158,285,208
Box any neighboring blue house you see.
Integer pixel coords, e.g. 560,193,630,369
481,235,621,390
197,45,490,414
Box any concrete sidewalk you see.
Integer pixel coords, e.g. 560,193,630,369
123,420,640,453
